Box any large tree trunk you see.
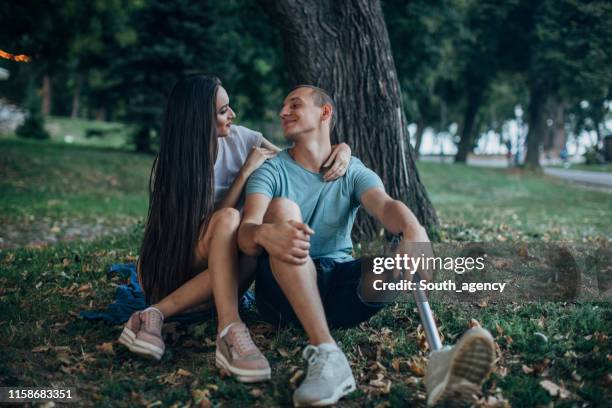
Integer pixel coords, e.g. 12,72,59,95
71,73,83,119
95,108,107,122
41,74,52,116
543,100,567,157
414,117,425,158
525,78,548,168
134,126,153,154
258,0,439,240
455,90,482,163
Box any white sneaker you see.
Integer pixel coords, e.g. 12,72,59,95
425,327,496,406
293,344,356,407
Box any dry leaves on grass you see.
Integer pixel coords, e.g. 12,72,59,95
192,388,212,407
469,318,482,329
369,372,392,394
540,380,571,399
407,356,428,377
289,369,304,386
158,368,194,385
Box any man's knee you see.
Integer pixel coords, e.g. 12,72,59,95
264,198,302,223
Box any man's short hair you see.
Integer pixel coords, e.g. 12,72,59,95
291,85,336,132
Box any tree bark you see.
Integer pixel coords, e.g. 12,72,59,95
455,90,482,163
258,0,439,240
95,108,107,122
41,74,52,116
525,78,548,168
543,100,567,156
134,126,152,154
71,73,83,119
414,117,425,158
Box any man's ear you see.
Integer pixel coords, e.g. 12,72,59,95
321,103,333,124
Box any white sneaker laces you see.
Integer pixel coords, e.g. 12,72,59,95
303,345,332,380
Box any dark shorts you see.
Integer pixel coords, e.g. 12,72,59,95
254,254,386,328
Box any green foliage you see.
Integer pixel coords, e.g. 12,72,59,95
582,145,605,165
16,92,50,140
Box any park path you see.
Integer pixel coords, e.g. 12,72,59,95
542,167,612,189
420,155,612,190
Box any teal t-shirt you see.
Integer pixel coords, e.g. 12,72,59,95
246,150,384,261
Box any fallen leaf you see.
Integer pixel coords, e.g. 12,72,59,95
177,368,192,377
369,377,391,394
416,325,429,352
391,358,401,373
2,253,15,264
191,388,210,403
78,283,92,292
407,356,427,377
540,380,570,398
289,370,304,385
249,388,263,398
522,365,534,374
595,332,608,343
469,318,482,328
277,348,289,358
96,342,114,355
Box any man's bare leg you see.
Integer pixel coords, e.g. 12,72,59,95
263,198,334,346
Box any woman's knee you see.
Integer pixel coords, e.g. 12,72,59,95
264,198,302,223
211,207,241,231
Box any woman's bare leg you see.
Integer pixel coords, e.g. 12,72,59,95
207,208,242,332
148,208,256,323
152,269,214,318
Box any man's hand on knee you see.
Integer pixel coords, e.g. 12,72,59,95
255,220,314,265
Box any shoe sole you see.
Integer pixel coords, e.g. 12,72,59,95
215,350,271,383
128,338,164,361
118,326,136,348
428,328,496,406
293,375,357,407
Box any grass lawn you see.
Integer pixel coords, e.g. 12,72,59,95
1,138,610,407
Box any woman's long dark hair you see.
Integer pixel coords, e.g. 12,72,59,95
139,75,220,304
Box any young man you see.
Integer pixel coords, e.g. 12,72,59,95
237,86,496,406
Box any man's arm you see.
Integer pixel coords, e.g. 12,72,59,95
360,187,433,282
360,187,430,242
237,193,272,256
238,193,314,264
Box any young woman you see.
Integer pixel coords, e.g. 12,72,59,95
117,75,351,382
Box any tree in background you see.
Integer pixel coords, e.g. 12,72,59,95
258,0,439,239
107,0,285,152
525,0,612,167
0,0,82,115
16,84,50,140
384,0,464,158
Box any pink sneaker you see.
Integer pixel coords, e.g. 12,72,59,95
128,308,165,361
215,322,271,383
118,311,141,348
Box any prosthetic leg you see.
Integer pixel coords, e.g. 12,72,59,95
412,271,442,351
411,266,496,407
